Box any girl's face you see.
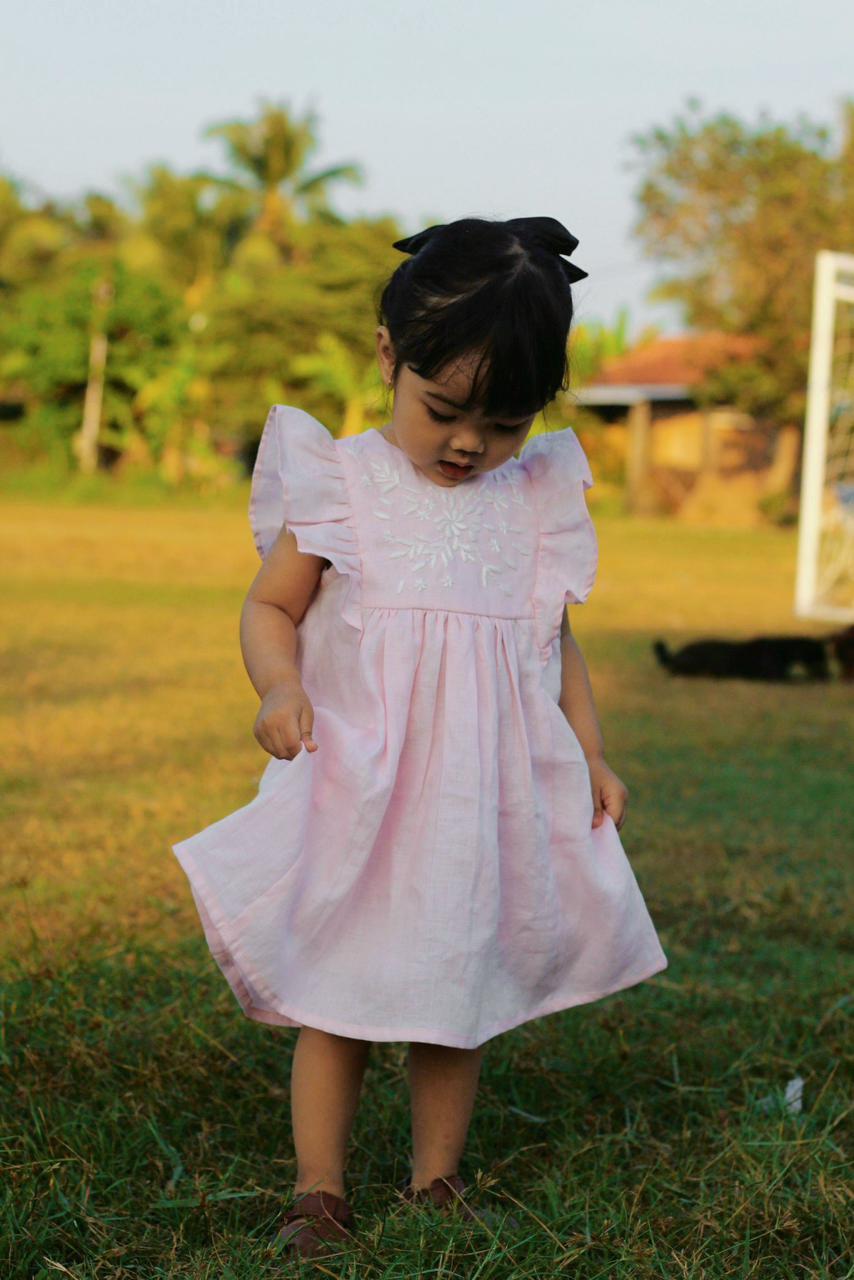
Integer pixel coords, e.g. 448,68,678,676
375,326,535,486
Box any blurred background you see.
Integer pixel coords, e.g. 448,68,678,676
0,0,852,527
2,2,852,1275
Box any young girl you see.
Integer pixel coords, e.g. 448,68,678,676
171,215,668,1259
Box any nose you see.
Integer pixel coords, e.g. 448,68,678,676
450,433,485,457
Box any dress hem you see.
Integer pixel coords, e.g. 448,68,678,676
233,955,670,1049
173,834,669,1050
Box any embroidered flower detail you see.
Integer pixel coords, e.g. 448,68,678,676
403,494,436,520
361,455,531,597
482,472,526,510
367,458,403,496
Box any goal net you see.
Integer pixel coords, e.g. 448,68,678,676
795,250,854,622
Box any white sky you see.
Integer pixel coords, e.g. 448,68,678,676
3,0,852,340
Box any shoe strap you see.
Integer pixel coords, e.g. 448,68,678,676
285,1189,354,1227
402,1173,467,1207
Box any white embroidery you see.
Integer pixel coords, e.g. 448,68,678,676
361,455,531,597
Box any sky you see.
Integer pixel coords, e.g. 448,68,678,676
3,0,852,342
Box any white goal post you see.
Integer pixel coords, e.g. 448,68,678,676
795,250,854,622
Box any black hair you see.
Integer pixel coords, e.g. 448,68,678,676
376,216,579,421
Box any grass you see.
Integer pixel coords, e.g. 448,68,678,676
1,490,851,1277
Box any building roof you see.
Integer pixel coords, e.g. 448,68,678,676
582,331,762,390
576,384,692,406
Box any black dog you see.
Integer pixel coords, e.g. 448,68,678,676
653,635,832,681
828,624,854,681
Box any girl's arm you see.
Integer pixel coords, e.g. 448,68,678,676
239,527,328,759
240,526,326,699
558,609,629,830
557,608,604,762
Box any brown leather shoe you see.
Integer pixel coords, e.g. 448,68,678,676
271,1188,356,1259
398,1173,518,1229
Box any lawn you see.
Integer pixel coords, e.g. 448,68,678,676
1,490,850,1277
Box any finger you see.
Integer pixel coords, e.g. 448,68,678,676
256,724,284,760
273,721,304,760
299,704,318,751
257,716,300,761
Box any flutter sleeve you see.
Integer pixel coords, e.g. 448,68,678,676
520,426,599,656
248,404,362,633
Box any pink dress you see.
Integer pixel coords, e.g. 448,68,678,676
171,405,668,1049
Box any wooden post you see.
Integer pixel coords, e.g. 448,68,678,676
699,408,716,474
626,398,652,513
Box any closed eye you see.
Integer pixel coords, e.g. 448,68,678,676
426,405,527,432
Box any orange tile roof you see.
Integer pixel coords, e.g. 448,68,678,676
591,331,763,387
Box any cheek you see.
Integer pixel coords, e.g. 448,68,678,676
497,439,523,462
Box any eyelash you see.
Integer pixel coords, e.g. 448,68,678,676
426,406,524,432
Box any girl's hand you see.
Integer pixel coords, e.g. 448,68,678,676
587,756,629,832
253,677,319,760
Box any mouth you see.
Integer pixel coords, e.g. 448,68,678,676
438,460,475,479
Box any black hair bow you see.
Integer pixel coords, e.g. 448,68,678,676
392,215,588,282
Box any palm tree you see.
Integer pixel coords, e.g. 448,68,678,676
202,99,365,260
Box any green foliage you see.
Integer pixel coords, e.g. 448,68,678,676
628,95,854,425
0,101,396,476
3,95,853,479
129,163,256,288
1,256,184,464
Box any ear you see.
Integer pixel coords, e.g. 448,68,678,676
376,326,395,382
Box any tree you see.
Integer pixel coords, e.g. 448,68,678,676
128,164,256,297
201,99,365,260
3,258,183,468
289,332,385,438
627,96,854,484
0,177,74,288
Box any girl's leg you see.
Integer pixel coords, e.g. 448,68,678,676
406,1041,486,1188
290,1026,372,1198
